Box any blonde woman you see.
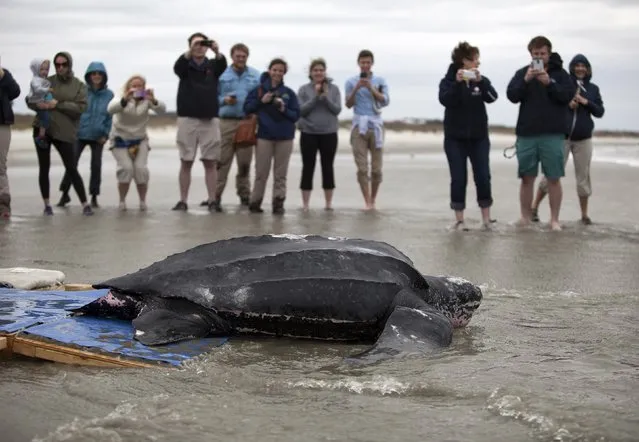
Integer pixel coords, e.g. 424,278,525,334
107,75,165,211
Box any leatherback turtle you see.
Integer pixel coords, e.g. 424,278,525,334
72,234,482,361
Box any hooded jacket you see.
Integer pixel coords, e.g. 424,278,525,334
77,61,114,141
25,52,87,143
438,63,498,140
565,54,605,141
27,58,51,102
0,68,21,125
506,52,575,137
243,72,300,141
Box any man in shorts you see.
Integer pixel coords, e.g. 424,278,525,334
506,36,575,231
172,32,228,212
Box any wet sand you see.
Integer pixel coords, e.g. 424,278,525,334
1,128,638,442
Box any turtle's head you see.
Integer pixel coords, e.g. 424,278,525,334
422,275,482,328
70,289,144,320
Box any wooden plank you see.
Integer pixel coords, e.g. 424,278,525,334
0,336,7,351
11,335,157,368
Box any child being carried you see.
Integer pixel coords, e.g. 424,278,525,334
27,58,55,148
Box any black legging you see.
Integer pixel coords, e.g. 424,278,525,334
299,132,338,191
33,128,88,203
59,139,104,197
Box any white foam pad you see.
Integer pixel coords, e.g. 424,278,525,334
0,267,66,290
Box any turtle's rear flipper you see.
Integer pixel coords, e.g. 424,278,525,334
347,289,453,364
132,300,231,346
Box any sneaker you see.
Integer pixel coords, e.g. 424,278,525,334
581,216,592,225
91,195,99,208
208,200,223,213
139,201,147,211
240,196,250,206
57,193,71,207
43,205,53,216
248,201,263,213
199,200,208,207
172,201,188,211
83,205,94,216
119,201,127,211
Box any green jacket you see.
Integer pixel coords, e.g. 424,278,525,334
26,52,87,143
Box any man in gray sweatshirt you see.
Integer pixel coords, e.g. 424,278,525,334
297,58,342,211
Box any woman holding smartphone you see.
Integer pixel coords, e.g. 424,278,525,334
297,58,342,211
106,74,166,211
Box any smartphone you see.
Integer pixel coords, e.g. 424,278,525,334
359,72,367,79
531,58,544,71
134,90,146,98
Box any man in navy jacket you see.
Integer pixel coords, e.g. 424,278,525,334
0,65,22,218
532,53,605,225
507,35,575,231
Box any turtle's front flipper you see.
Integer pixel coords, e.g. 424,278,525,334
348,289,453,364
132,299,231,346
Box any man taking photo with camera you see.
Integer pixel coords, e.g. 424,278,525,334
507,36,575,231
172,32,228,213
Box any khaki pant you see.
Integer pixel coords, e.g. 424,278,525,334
216,118,253,200
0,125,10,213
351,128,383,187
176,117,221,162
111,139,151,184
539,138,593,197
250,139,293,203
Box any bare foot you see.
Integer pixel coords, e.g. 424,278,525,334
550,221,562,231
302,205,309,212
515,218,530,227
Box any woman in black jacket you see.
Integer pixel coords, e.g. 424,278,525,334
438,42,498,230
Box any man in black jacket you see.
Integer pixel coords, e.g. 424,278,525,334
0,64,22,218
172,32,228,213
507,35,575,231
532,53,605,225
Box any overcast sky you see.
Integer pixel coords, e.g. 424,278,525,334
1,0,637,131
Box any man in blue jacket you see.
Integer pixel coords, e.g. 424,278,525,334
507,35,575,231
212,43,260,210
58,61,113,208
0,64,21,218
531,53,605,225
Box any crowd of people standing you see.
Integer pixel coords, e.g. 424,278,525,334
0,33,604,230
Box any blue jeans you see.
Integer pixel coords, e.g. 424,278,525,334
444,137,493,211
37,109,50,130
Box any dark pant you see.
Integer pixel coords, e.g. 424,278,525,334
60,139,104,196
33,128,88,203
444,137,492,211
299,132,338,191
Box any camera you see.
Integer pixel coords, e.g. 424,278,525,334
133,89,146,99
531,58,544,71
200,39,214,48
461,69,475,80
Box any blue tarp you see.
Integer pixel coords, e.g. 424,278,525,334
0,288,228,366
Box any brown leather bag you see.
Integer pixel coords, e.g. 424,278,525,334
233,114,257,148
232,87,261,148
